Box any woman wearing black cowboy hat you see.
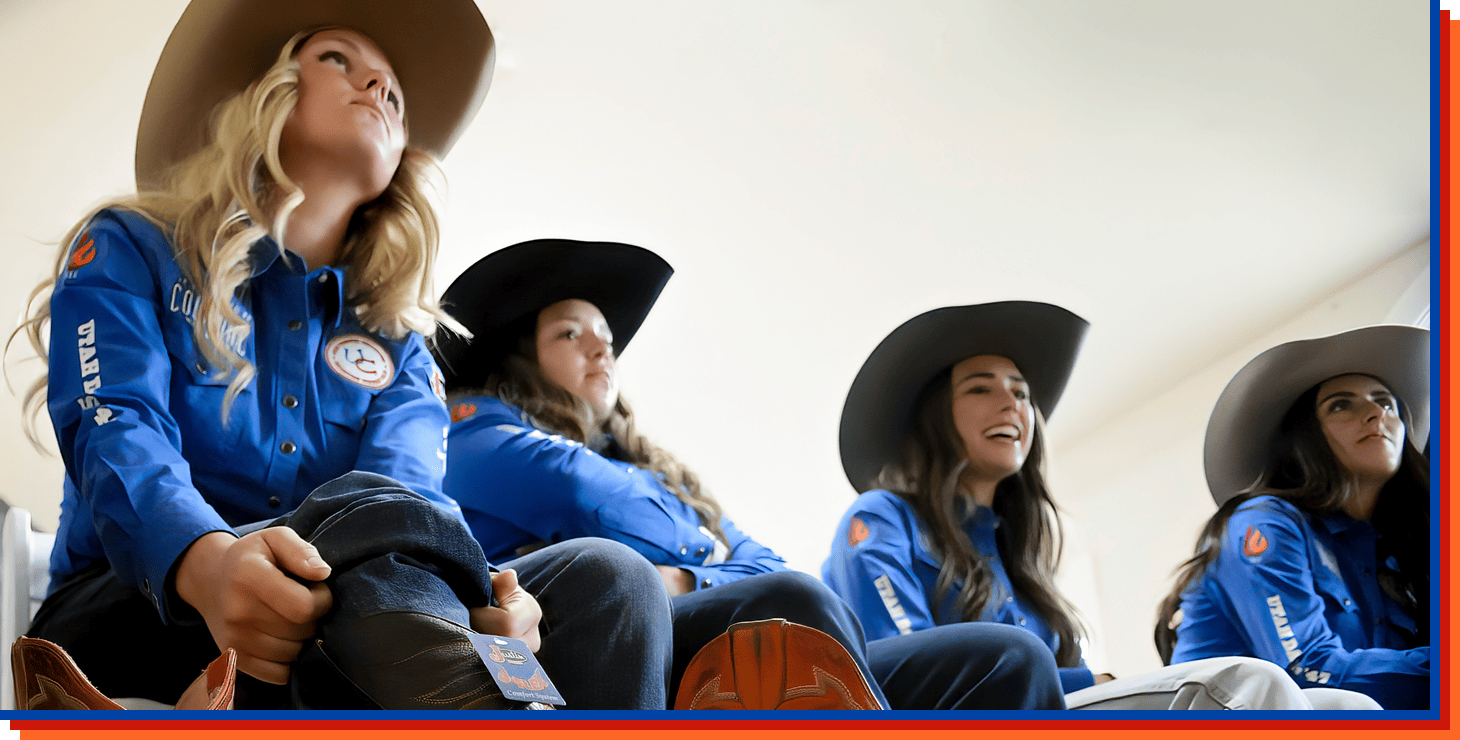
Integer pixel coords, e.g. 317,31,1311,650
436,240,1059,709
1156,325,1430,709
16,0,669,710
825,302,1380,709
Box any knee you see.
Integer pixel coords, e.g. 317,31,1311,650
914,622,1058,679
549,538,664,593
728,571,853,626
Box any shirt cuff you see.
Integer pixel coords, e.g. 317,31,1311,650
1059,666,1096,694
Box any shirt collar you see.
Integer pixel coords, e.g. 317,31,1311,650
1315,511,1376,540
248,236,348,328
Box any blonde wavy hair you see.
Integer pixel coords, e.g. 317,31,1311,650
14,29,464,445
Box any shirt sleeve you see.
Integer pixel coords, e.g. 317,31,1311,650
352,335,460,519
1210,504,1429,709
46,212,232,623
676,513,787,591
821,494,938,642
448,415,682,555
1059,664,1095,694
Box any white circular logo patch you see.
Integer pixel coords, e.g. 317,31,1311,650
326,334,395,390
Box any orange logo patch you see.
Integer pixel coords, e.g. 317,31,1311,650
1243,526,1268,557
68,234,96,270
451,402,477,423
848,516,870,547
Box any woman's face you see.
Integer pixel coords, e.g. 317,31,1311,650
1314,374,1405,484
535,299,619,421
281,29,406,198
949,355,1036,484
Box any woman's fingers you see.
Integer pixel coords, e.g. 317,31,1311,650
259,526,332,582
193,528,334,684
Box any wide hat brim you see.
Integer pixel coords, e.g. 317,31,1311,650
436,239,674,390
1203,324,1430,507
136,0,494,190
839,302,1090,493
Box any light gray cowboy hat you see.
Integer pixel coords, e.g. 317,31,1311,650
1203,324,1429,506
839,301,1090,493
136,0,494,190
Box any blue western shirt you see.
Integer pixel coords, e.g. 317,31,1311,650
1170,495,1428,709
822,488,1095,694
444,396,785,590
47,208,456,623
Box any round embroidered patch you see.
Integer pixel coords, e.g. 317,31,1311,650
325,334,395,390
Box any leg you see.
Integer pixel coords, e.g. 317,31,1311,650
27,562,217,705
867,623,1066,709
501,538,673,710
1065,656,1314,710
669,570,890,709
1301,687,1383,710
272,472,509,709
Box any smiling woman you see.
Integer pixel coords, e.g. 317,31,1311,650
824,302,1387,710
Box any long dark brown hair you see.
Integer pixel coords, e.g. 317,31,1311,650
457,332,728,544
875,369,1085,667
1154,377,1430,664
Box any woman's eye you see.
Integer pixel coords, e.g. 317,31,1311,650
387,91,401,113
1378,397,1396,411
319,50,348,68
1327,400,1349,413
1013,388,1029,401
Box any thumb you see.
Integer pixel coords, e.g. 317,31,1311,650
491,568,520,601
260,527,332,581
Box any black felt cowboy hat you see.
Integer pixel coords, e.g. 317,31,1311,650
136,0,495,190
1203,324,1429,507
436,239,674,390
839,302,1090,493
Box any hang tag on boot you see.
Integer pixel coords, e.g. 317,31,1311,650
465,634,567,706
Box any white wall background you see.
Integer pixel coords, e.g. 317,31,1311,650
0,1,1432,674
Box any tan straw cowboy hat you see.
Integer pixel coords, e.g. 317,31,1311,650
136,0,495,190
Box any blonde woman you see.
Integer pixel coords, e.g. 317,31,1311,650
17,0,670,710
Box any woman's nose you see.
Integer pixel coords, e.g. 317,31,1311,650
586,333,611,358
361,67,390,98
1360,399,1386,423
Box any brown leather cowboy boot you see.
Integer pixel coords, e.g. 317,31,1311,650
12,636,236,710
674,619,884,710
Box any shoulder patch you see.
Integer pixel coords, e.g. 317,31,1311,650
325,334,395,389
430,364,447,403
848,516,871,547
1243,525,1268,557
68,233,97,270
451,402,477,422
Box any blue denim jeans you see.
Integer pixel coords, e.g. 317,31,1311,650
867,623,1067,709
33,472,673,709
